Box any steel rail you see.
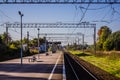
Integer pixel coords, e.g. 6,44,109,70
72,55,98,80
64,53,98,80
64,53,79,80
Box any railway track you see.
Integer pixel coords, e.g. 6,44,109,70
64,52,99,80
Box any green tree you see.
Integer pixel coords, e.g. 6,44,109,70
1,32,12,45
29,38,38,47
97,26,112,50
9,43,17,49
96,42,103,50
103,39,113,51
103,30,120,51
10,40,20,48
110,30,120,50
100,26,112,43
23,37,28,44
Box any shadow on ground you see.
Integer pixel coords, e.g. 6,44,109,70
0,74,48,80
75,53,91,57
0,63,62,73
0,63,62,80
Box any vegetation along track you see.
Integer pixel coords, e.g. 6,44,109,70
64,52,120,80
64,52,98,80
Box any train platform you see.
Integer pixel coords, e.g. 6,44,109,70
0,51,64,80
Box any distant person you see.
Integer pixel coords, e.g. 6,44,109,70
32,56,36,62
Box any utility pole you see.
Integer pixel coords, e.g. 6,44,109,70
27,31,29,49
45,34,47,53
82,34,84,53
78,38,79,50
75,38,77,49
38,28,40,58
6,26,8,45
94,26,96,54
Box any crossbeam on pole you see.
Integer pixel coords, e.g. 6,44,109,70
0,0,120,4
4,22,95,28
4,22,96,54
40,33,83,35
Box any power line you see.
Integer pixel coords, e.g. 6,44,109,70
8,28,34,39
72,5,81,23
0,9,13,20
102,4,120,24
100,5,112,22
71,4,90,34
79,4,110,10
80,4,120,24
110,4,120,19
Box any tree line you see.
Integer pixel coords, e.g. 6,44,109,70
66,26,120,51
0,32,47,61
97,26,120,51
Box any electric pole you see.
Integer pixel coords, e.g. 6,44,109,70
27,31,29,49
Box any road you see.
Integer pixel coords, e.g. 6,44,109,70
0,51,63,80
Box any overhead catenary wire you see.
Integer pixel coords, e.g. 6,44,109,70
0,9,12,20
79,5,84,14
0,3,119,45
72,5,79,22
99,5,113,23
67,4,79,40
110,4,120,22
109,4,115,23
71,4,90,34
79,4,120,24
8,28,35,39
67,4,91,45
0,8,15,23
79,4,120,25
79,4,110,10
80,4,111,23
100,4,120,25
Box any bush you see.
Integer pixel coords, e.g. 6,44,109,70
107,52,120,60
9,43,17,49
95,51,107,57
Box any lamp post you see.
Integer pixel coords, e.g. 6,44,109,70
18,11,24,65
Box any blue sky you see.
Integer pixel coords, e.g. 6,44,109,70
0,4,120,45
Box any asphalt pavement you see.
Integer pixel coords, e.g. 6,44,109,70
0,51,63,80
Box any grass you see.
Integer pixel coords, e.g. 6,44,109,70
70,50,120,78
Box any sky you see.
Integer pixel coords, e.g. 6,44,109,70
0,3,120,45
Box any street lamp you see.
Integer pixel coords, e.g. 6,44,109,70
18,11,24,65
